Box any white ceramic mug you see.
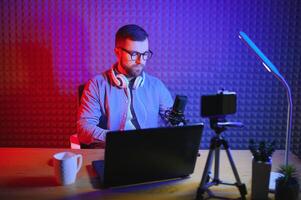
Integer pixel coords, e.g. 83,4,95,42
53,152,83,185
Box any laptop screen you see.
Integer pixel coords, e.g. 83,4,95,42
102,124,203,187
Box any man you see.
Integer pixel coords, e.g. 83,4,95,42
77,24,173,147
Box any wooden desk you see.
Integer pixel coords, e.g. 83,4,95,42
0,148,300,200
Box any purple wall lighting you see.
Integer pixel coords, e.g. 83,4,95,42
0,0,300,158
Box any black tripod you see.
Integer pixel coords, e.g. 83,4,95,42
196,117,247,200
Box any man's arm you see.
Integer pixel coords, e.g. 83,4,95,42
158,80,173,125
77,78,109,144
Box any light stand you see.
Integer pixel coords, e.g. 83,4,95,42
238,31,293,191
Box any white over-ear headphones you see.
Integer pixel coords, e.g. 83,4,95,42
110,68,145,89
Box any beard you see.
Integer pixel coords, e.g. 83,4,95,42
120,60,145,78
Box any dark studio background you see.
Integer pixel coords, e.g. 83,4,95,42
0,0,300,158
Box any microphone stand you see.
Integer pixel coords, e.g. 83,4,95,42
165,109,187,126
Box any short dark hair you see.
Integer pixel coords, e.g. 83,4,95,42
115,24,149,47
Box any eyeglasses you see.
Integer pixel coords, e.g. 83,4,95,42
120,48,153,61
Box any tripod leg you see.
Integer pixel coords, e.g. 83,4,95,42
224,147,247,199
196,148,215,199
213,146,220,182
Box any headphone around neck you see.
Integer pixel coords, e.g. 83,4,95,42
110,68,145,89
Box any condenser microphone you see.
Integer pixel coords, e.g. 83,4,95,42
167,95,188,126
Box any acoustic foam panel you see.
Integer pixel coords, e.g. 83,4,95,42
0,0,300,158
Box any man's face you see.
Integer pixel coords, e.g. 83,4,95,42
115,38,149,78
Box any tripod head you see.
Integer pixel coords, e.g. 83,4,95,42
209,116,244,135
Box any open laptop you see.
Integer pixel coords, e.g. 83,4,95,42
92,124,203,188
